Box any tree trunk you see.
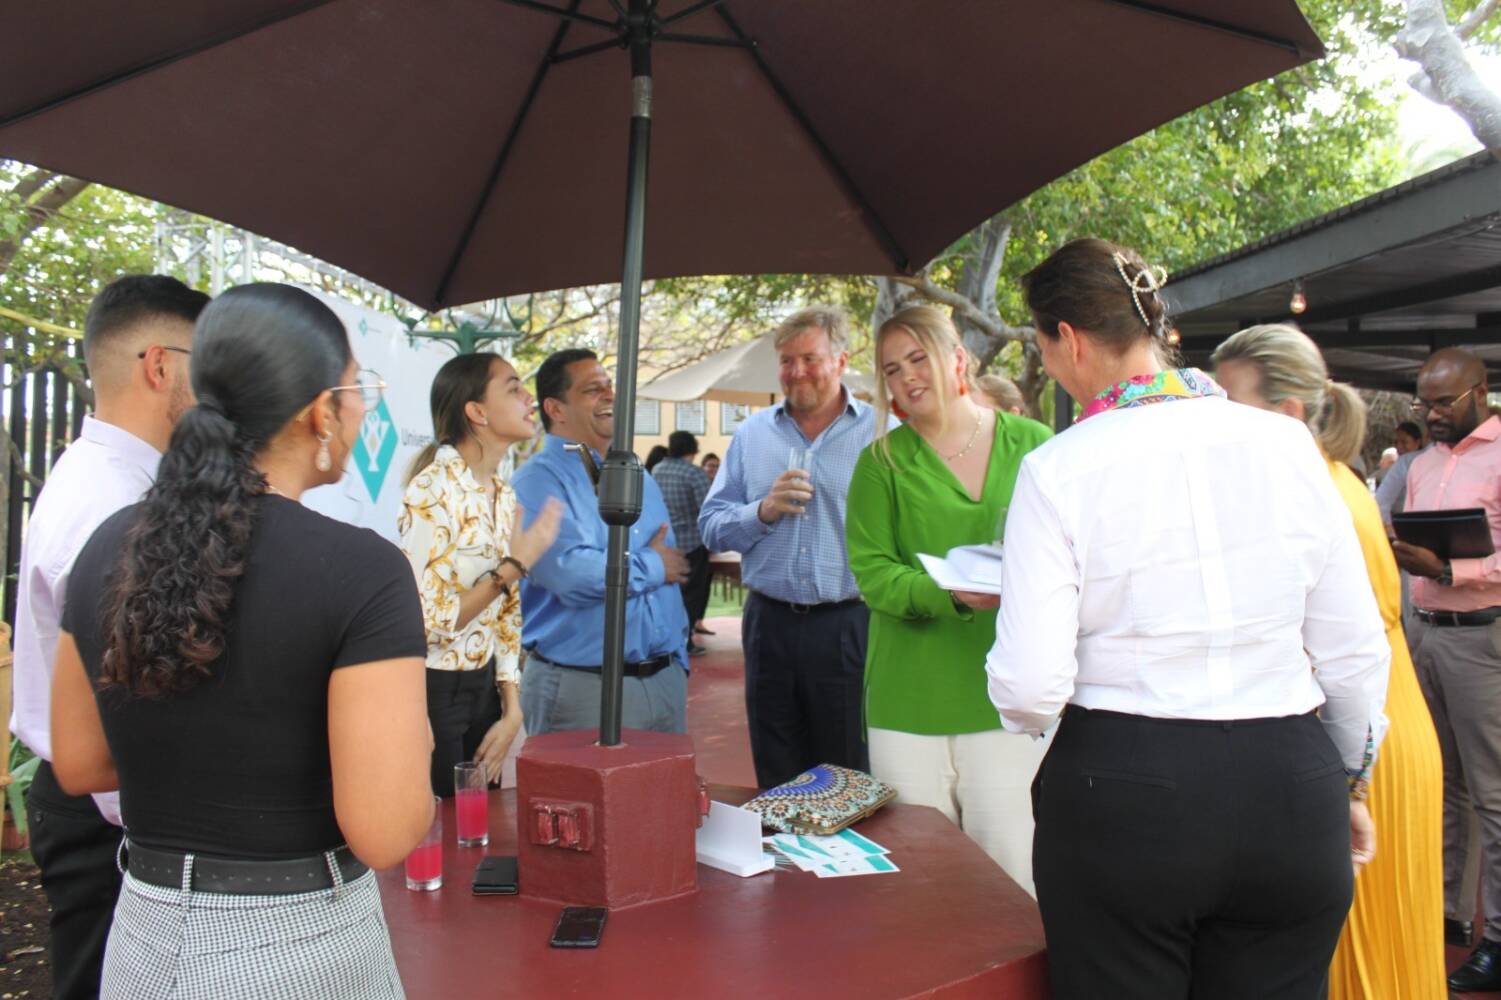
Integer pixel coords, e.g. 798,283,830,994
869,275,920,337
1017,340,1048,421
1398,0,1501,154
953,217,1012,371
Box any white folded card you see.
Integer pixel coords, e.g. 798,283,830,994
696,801,776,877
917,543,1005,595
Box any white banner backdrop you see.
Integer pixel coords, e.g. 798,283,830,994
298,289,452,543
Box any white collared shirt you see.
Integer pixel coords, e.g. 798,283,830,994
985,396,1390,772
13,417,162,826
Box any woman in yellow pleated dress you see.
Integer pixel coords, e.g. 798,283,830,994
1214,324,1445,999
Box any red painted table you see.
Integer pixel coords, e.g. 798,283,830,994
377,788,1048,999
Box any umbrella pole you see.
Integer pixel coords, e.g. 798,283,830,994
596,0,654,747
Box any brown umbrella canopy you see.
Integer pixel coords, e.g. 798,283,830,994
0,1,1321,309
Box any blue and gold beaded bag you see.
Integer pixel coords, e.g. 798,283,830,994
741,764,896,836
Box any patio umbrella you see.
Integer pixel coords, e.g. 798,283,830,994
0,0,1324,743
640,334,872,405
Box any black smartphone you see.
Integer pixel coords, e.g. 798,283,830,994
550,906,607,948
471,856,519,896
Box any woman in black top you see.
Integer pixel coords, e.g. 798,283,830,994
51,283,433,999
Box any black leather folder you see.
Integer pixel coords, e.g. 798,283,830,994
1391,508,1495,561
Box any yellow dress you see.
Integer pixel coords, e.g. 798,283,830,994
1326,458,1446,999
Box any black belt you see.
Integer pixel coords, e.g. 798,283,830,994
1415,607,1501,627
548,653,675,678
126,842,367,895
753,592,864,615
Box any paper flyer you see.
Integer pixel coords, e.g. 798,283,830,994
764,829,899,878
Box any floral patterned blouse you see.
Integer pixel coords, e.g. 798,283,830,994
398,445,521,682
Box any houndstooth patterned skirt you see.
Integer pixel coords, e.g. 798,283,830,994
102,851,405,1000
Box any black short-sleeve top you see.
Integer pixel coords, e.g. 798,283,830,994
61,494,426,859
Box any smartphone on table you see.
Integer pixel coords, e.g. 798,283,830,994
550,906,607,948
471,856,519,896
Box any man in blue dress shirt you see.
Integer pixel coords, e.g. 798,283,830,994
514,348,692,736
699,307,883,787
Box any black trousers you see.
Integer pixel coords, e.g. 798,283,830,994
27,760,123,1000
426,661,502,797
1033,706,1354,1000
741,592,869,788
681,545,711,625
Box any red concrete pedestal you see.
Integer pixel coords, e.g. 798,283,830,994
516,728,699,910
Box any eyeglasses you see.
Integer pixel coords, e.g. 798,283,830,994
136,346,191,359
330,368,387,411
1411,383,1485,416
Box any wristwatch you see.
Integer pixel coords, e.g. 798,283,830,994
1437,561,1454,587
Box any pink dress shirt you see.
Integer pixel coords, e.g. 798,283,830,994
1407,415,1501,612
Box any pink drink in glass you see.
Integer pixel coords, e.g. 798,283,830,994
456,788,489,847
405,797,443,890
404,842,442,888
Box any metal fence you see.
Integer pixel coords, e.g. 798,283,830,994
2,337,86,626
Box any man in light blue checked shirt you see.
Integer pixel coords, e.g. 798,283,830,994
699,306,887,788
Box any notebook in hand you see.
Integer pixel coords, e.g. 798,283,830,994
1391,508,1495,561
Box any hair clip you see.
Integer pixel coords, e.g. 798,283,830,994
1112,252,1168,331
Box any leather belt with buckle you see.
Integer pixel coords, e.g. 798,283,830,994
753,592,865,615
126,842,367,895
547,653,675,678
1415,607,1501,627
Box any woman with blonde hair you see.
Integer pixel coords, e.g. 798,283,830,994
845,304,1051,892
1213,323,1444,1000
975,373,1026,415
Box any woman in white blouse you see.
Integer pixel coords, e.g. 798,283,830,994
400,353,560,795
985,239,1390,999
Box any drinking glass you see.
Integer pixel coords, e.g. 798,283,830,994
454,762,490,848
404,796,443,891
994,505,1010,545
787,446,813,515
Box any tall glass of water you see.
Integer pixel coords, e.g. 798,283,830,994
788,446,812,515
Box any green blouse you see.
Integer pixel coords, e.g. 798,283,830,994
845,415,1051,735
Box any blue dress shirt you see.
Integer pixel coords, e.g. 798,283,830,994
699,390,882,604
513,434,689,669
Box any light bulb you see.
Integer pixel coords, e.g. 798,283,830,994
1289,283,1308,315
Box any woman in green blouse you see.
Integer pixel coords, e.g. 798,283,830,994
846,305,1051,894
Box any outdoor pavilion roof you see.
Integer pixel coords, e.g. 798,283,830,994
1165,151,1501,392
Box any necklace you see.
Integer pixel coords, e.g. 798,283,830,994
265,485,287,497
942,408,984,462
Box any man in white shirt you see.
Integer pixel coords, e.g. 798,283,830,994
12,275,207,1000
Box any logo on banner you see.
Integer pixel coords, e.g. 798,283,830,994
352,398,398,501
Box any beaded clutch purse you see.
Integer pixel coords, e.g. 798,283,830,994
741,764,896,836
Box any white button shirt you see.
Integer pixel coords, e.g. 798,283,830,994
12,417,161,826
986,396,1389,772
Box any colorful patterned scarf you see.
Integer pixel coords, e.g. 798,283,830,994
1078,367,1226,422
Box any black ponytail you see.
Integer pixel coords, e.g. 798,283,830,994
99,284,351,697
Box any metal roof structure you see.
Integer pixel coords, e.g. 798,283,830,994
1165,151,1501,391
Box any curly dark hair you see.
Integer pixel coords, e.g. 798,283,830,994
99,284,351,697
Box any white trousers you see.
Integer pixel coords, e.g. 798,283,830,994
868,726,1046,897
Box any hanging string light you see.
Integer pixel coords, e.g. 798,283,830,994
1289,280,1308,315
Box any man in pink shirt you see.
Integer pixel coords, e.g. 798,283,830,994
1394,347,1501,992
